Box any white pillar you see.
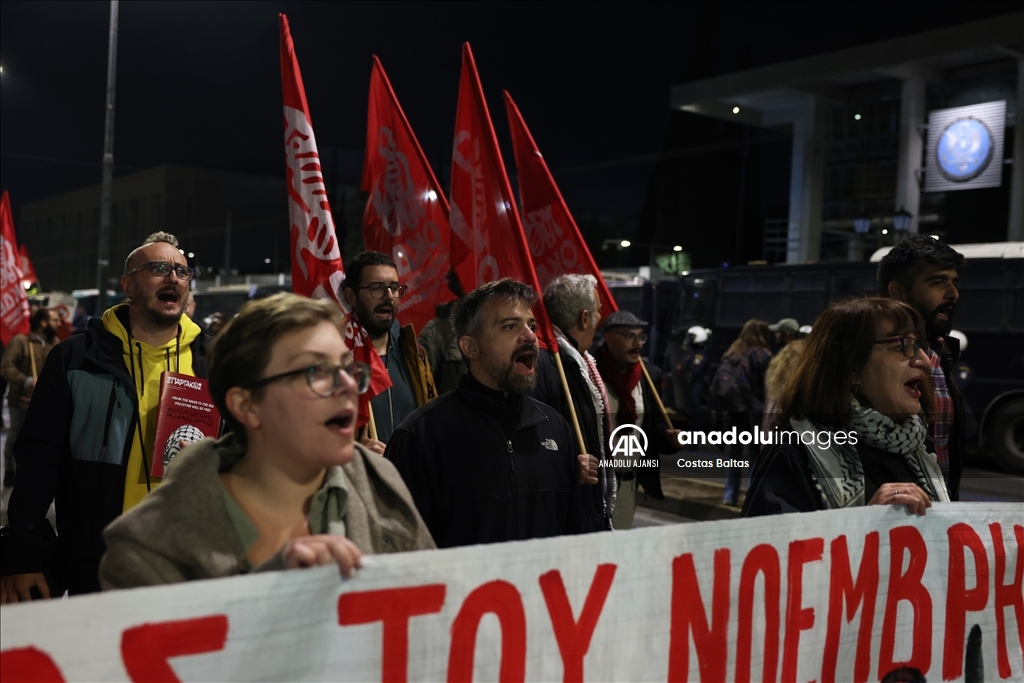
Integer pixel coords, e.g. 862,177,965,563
786,96,827,263
1009,60,1024,241
896,77,926,234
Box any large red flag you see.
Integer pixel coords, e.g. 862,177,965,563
361,56,454,333
448,44,555,350
1,191,30,345
279,15,389,427
504,92,618,316
19,245,38,288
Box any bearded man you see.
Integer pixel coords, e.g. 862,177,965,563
1,232,209,601
878,235,966,498
341,251,435,451
384,278,587,548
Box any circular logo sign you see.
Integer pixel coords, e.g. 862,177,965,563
936,117,993,182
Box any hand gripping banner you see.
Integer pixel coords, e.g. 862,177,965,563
361,56,454,334
1,504,1020,682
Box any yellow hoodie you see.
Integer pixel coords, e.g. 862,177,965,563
102,305,203,512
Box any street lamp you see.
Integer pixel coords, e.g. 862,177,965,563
892,209,913,232
852,216,872,234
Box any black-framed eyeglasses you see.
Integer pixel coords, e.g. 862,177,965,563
873,336,924,359
609,329,648,344
249,360,371,397
359,282,407,299
126,261,195,281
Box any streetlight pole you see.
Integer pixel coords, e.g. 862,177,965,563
96,0,118,313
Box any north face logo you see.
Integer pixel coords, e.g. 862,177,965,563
541,439,558,451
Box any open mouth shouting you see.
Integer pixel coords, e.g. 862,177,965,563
512,344,538,375
903,377,924,400
324,408,355,438
156,287,182,308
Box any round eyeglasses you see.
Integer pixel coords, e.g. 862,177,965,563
249,361,371,397
359,282,408,299
873,336,924,358
609,329,648,344
126,261,195,281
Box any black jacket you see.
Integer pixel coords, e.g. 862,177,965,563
532,347,608,531
934,335,966,500
2,317,209,595
741,440,938,517
384,372,587,548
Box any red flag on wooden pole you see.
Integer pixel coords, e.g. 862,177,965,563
504,91,618,315
279,15,390,428
448,43,555,351
1,191,31,344
361,56,454,333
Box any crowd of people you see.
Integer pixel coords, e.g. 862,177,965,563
0,230,968,601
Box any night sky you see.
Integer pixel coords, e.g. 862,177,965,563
1,1,1020,236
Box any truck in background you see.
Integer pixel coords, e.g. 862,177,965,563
606,244,1024,473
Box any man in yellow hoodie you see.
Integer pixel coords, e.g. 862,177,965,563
0,232,209,601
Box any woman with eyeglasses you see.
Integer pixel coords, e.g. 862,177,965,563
99,293,435,589
741,298,949,517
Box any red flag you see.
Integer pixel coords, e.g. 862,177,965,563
361,56,454,333
19,245,38,288
279,15,390,427
448,44,555,350
504,92,619,316
280,14,346,305
1,191,30,344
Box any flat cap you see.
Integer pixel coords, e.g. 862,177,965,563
602,310,648,329
769,317,799,333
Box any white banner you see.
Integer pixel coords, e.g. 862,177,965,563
1,504,1021,682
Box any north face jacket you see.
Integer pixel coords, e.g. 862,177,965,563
384,372,588,548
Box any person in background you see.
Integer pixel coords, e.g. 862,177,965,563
1,308,61,488
761,338,807,433
768,317,799,353
418,268,467,396
342,252,435,452
714,318,772,506
99,293,434,589
878,235,966,498
0,232,207,601
531,274,609,531
742,298,948,516
596,311,680,529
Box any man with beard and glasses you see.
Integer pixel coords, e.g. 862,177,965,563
1,232,210,602
341,252,435,451
384,278,587,548
878,235,966,498
1,308,61,488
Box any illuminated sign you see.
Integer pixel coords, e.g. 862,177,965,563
925,101,1006,192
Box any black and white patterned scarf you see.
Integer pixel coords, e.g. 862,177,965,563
793,397,949,509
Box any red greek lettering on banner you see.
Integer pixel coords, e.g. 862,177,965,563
736,543,781,683
120,615,228,683
539,564,617,683
668,549,731,683
879,526,933,678
338,584,446,683
823,532,879,683
447,580,527,683
0,647,67,683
